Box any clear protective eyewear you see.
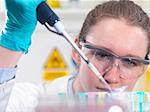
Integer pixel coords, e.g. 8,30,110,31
81,42,150,79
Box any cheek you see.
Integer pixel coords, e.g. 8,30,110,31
79,61,99,90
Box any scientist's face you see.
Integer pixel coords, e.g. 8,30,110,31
74,18,148,92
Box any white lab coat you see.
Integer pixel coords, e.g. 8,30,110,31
0,79,15,112
6,76,70,112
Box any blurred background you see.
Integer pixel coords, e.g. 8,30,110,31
0,0,150,85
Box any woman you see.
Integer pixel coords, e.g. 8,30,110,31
0,0,150,111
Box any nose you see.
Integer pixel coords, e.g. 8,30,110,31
103,64,121,84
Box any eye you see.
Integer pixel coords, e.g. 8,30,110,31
122,58,140,67
95,50,112,60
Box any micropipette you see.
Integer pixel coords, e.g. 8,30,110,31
37,2,112,92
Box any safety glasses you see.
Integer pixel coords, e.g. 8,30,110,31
80,42,149,79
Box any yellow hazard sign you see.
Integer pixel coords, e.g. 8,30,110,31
44,48,67,69
43,48,68,81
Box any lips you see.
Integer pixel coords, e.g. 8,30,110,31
96,86,111,92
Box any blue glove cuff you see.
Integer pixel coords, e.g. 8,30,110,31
0,29,32,54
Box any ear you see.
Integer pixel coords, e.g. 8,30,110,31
72,36,81,66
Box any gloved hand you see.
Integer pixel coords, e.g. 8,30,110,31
0,0,46,53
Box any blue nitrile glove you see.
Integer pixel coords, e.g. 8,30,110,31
0,0,46,53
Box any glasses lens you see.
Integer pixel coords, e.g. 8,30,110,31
83,47,113,74
119,58,145,79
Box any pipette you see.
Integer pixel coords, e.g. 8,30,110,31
60,29,112,92
37,2,112,92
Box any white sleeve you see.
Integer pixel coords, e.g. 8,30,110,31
0,79,15,112
0,67,17,112
6,83,44,112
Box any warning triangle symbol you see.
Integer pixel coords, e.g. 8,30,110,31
44,48,67,69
